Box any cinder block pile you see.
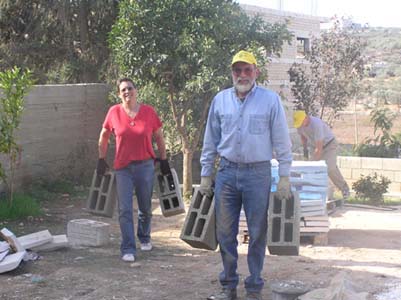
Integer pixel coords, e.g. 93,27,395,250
0,228,68,273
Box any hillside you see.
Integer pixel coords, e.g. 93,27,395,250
331,27,401,147
359,27,401,106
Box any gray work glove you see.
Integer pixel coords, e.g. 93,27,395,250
276,176,292,199
96,158,109,177
199,176,213,197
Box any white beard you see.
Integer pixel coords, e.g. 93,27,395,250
233,78,255,94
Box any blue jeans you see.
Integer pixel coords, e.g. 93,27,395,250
115,159,154,255
215,158,271,293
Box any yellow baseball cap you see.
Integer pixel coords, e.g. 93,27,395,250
231,50,257,66
293,110,306,128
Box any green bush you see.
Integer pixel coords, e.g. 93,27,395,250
352,173,391,205
354,143,399,158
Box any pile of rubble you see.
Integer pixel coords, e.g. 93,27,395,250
0,227,66,273
0,218,112,273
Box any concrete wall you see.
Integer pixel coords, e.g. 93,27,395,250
338,156,401,193
0,84,110,191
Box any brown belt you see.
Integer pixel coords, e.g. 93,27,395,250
323,138,335,148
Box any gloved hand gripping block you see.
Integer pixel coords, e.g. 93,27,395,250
267,191,300,256
180,188,217,250
86,170,117,218
156,168,185,217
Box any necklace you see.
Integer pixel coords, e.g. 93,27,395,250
123,103,140,126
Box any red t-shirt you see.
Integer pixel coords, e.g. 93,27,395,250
103,104,162,170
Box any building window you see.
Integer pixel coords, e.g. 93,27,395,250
296,37,310,57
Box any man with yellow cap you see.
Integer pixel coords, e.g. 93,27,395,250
293,110,350,199
200,50,292,300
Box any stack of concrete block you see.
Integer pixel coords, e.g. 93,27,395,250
86,170,117,218
67,219,110,247
290,161,328,218
289,161,330,242
155,168,185,217
267,192,300,256
180,188,217,251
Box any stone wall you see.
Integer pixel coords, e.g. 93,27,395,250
0,84,110,191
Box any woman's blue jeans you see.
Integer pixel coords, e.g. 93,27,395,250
115,159,154,256
215,158,271,293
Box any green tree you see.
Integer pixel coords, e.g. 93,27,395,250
0,0,118,83
354,107,400,158
109,0,292,197
288,18,366,124
0,67,34,205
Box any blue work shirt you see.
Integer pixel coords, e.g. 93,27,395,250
200,84,292,177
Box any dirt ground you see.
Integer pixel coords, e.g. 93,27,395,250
0,194,400,300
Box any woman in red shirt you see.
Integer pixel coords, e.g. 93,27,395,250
97,78,170,262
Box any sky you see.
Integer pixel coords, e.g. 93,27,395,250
237,0,401,28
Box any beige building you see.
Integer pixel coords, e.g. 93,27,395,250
242,4,328,103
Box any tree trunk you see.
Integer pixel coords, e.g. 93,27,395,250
78,0,94,82
182,148,193,200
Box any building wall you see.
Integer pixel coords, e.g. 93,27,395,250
0,84,110,191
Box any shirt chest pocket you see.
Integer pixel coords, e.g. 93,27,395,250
220,114,233,134
248,114,268,135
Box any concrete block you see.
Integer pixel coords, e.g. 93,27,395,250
156,168,185,217
17,230,52,249
0,228,25,252
67,219,110,247
0,241,9,253
0,251,26,274
361,157,383,169
86,170,117,218
338,156,361,169
393,171,401,182
382,158,401,171
31,235,69,252
267,192,300,256
340,168,352,179
351,168,374,180
180,188,217,251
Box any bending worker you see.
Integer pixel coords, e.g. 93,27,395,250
200,50,292,300
293,110,350,199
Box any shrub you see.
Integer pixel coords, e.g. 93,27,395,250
352,173,391,205
354,143,399,158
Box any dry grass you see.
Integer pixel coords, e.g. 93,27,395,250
332,107,401,145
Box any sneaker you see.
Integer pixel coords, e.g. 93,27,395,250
207,288,237,300
140,242,153,251
121,254,135,262
246,292,262,300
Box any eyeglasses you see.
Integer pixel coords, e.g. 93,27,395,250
121,87,134,92
232,66,254,76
